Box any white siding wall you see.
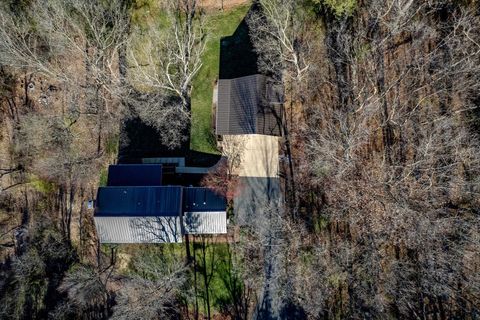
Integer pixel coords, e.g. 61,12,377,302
95,216,182,243
183,211,227,235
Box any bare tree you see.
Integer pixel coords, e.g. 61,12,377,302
0,0,129,95
201,158,243,201
112,251,187,320
201,136,246,200
59,265,112,315
125,93,190,150
220,135,247,176
247,0,309,83
32,0,130,152
128,0,205,108
236,200,306,320
0,4,57,78
289,1,480,318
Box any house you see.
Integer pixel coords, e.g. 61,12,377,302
94,164,227,244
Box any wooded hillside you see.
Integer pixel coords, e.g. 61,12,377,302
0,0,479,319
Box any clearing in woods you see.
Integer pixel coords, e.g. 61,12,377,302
190,3,251,154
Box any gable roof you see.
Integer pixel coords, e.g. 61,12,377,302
95,186,183,217
216,74,283,136
107,164,162,186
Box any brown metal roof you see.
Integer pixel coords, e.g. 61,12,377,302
216,74,283,136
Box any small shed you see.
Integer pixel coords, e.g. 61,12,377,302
107,164,162,186
94,186,183,243
182,187,227,235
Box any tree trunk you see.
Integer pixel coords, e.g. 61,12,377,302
201,237,211,320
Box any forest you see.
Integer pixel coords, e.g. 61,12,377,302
0,0,479,319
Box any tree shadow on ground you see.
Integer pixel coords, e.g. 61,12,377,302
117,117,221,186
118,117,190,163
219,11,259,80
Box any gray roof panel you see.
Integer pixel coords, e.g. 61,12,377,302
183,211,227,234
216,74,282,135
95,216,183,243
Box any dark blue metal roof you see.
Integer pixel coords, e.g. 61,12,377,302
95,186,182,217
107,164,162,186
183,187,226,212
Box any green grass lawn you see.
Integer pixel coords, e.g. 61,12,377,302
114,241,238,317
190,4,251,154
